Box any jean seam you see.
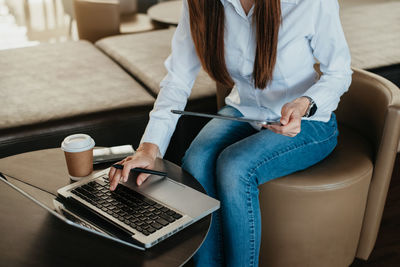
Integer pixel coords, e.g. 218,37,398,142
246,128,338,185
246,180,256,267
215,211,224,265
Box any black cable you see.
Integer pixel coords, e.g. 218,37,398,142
0,172,57,197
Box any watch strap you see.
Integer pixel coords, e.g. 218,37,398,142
302,96,317,117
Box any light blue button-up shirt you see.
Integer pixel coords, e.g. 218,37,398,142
141,0,352,156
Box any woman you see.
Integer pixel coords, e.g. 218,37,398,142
109,0,352,266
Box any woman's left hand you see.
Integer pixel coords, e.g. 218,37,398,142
263,97,310,137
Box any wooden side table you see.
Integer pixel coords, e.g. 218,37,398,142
147,0,182,26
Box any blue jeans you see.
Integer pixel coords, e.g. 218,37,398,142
181,105,338,267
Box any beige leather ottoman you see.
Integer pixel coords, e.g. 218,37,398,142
0,41,155,158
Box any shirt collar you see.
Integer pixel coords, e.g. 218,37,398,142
221,0,254,19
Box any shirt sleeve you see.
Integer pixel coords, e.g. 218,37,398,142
140,0,201,157
303,0,352,118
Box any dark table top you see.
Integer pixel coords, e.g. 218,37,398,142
0,148,210,267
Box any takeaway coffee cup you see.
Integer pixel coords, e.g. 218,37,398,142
61,134,95,180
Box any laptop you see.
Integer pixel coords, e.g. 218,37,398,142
0,168,219,250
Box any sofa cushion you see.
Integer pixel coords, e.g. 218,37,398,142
95,28,217,100
0,41,155,130
340,1,400,69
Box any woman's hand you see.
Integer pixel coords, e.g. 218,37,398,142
264,97,310,137
108,142,160,191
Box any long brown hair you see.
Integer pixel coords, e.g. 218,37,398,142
187,0,281,89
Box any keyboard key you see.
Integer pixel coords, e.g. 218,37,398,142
166,210,175,216
160,213,175,223
144,212,153,218
143,198,156,206
142,230,150,236
156,218,169,226
161,207,170,213
172,213,183,220
148,207,156,212
106,210,113,215
82,184,92,190
147,227,156,233
139,209,147,214
151,222,162,230
154,204,163,210
116,210,125,215
150,215,159,220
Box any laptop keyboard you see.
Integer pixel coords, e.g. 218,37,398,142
70,178,183,236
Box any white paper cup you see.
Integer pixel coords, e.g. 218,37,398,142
61,134,95,178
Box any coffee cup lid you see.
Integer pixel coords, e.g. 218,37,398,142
61,134,95,153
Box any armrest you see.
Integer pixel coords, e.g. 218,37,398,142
74,0,120,43
337,68,400,259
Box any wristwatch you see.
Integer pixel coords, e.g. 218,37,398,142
302,96,317,117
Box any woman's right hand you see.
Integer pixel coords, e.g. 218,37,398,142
108,142,160,191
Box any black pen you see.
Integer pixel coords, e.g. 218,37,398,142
112,164,167,177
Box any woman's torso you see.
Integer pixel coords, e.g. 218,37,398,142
223,0,321,124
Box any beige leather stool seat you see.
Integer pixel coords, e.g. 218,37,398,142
248,68,400,267
259,126,373,267
215,67,399,266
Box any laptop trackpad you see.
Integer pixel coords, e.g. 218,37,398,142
122,175,218,219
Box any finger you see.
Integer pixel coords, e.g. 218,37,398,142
108,167,116,182
110,170,122,191
280,107,294,126
108,159,125,181
267,120,300,136
122,162,135,181
137,173,151,186
266,124,284,134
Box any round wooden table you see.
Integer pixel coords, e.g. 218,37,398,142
147,0,182,26
0,148,210,267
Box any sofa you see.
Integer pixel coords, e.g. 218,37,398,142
0,29,217,164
